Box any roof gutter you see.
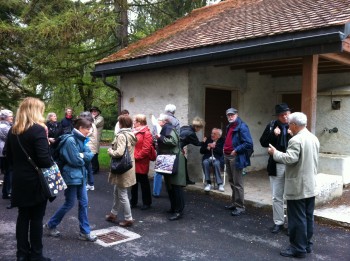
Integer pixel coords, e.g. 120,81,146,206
92,24,349,77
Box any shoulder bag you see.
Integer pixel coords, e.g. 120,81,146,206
17,136,67,199
110,133,133,175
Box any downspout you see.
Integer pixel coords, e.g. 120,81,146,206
102,73,122,114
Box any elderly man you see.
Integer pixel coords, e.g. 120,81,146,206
260,103,293,234
224,108,253,216
268,112,320,258
90,106,104,174
200,128,225,192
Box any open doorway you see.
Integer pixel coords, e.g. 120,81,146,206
205,88,236,136
281,93,301,112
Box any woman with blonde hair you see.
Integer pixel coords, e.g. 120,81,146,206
6,97,52,261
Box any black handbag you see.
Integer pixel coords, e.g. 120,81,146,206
110,133,133,175
17,136,66,199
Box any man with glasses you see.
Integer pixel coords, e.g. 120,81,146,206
268,112,319,258
223,108,253,216
260,103,293,234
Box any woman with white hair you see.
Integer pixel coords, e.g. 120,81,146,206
164,104,180,134
0,109,14,201
156,113,186,221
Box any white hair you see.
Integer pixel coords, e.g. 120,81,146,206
288,112,307,126
158,113,170,122
164,104,176,114
212,128,222,137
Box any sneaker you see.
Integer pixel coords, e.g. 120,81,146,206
43,224,60,237
86,185,95,191
204,184,211,192
218,184,225,192
78,232,97,242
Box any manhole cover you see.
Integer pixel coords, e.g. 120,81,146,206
92,226,141,247
97,231,129,243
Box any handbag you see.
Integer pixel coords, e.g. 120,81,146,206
154,154,179,174
149,144,157,161
17,136,67,199
110,133,133,175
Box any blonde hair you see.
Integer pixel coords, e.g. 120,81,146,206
134,114,147,125
192,116,205,128
12,97,46,135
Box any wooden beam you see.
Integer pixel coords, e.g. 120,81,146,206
301,55,318,133
343,38,350,53
319,53,350,66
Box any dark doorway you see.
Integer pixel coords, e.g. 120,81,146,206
282,93,301,112
204,88,232,136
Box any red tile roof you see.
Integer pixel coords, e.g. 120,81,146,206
97,0,350,65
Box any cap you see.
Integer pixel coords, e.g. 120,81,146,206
226,108,238,115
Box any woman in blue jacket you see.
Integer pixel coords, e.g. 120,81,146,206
44,118,97,242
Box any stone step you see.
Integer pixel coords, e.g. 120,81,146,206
315,173,343,206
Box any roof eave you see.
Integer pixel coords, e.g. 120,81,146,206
91,25,348,77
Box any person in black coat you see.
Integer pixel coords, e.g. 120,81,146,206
6,97,52,261
46,112,63,155
60,107,74,134
200,128,225,192
179,117,205,184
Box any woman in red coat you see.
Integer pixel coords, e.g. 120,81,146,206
130,114,154,210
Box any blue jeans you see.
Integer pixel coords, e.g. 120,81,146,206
153,172,163,196
87,163,94,186
48,184,91,234
287,197,315,254
202,159,223,185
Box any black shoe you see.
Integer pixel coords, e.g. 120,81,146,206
270,224,284,234
186,180,195,185
231,208,245,216
224,205,236,210
140,205,151,210
6,204,13,209
306,246,312,253
168,213,182,221
280,247,306,258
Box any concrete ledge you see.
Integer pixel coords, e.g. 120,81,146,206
318,153,350,185
315,173,343,206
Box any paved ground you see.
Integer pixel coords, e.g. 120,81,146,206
1,171,350,261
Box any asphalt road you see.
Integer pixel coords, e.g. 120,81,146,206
1,172,350,261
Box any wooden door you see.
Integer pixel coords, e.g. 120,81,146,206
204,88,232,136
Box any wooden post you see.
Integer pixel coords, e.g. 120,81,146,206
301,55,318,133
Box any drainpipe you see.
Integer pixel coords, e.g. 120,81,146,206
102,74,122,114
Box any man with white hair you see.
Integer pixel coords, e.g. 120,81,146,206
0,109,14,204
164,104,180,134
268,112,320,258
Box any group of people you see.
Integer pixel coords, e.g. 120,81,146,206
0,97,320,260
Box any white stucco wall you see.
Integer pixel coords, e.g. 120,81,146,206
119,65,350,181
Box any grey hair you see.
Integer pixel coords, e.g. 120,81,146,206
212,128,222,137
0,109,13,120
164,104,176,114
158,113,170,122
79,111,94,123
46,112,56,121
288,112,307,126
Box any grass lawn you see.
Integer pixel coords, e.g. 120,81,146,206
98,147,110,170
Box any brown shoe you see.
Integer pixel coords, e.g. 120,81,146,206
119,219,134,227
105,213,118,223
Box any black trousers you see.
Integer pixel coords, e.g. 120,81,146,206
166,183,185,214
287,197,315,254
91,153,99,174
16,200,47,260
130,173,152,206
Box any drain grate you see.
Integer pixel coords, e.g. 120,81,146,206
97,231,129,244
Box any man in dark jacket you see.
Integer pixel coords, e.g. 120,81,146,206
200,128,225,192
180,117,205,185
260,103,292,233
223,108,253,217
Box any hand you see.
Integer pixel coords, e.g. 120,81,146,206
107,148,113,154
48,138,55,144
155,134,160,139
79,153,84,158
288,129,293,136
274,126,281,136
268,144,276,155
203,137,207,142
230,150,237,156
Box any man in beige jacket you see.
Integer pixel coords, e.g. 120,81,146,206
268,112,320,258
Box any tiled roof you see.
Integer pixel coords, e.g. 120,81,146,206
97,0,350,65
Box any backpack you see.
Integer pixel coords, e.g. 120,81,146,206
51,134,74,171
